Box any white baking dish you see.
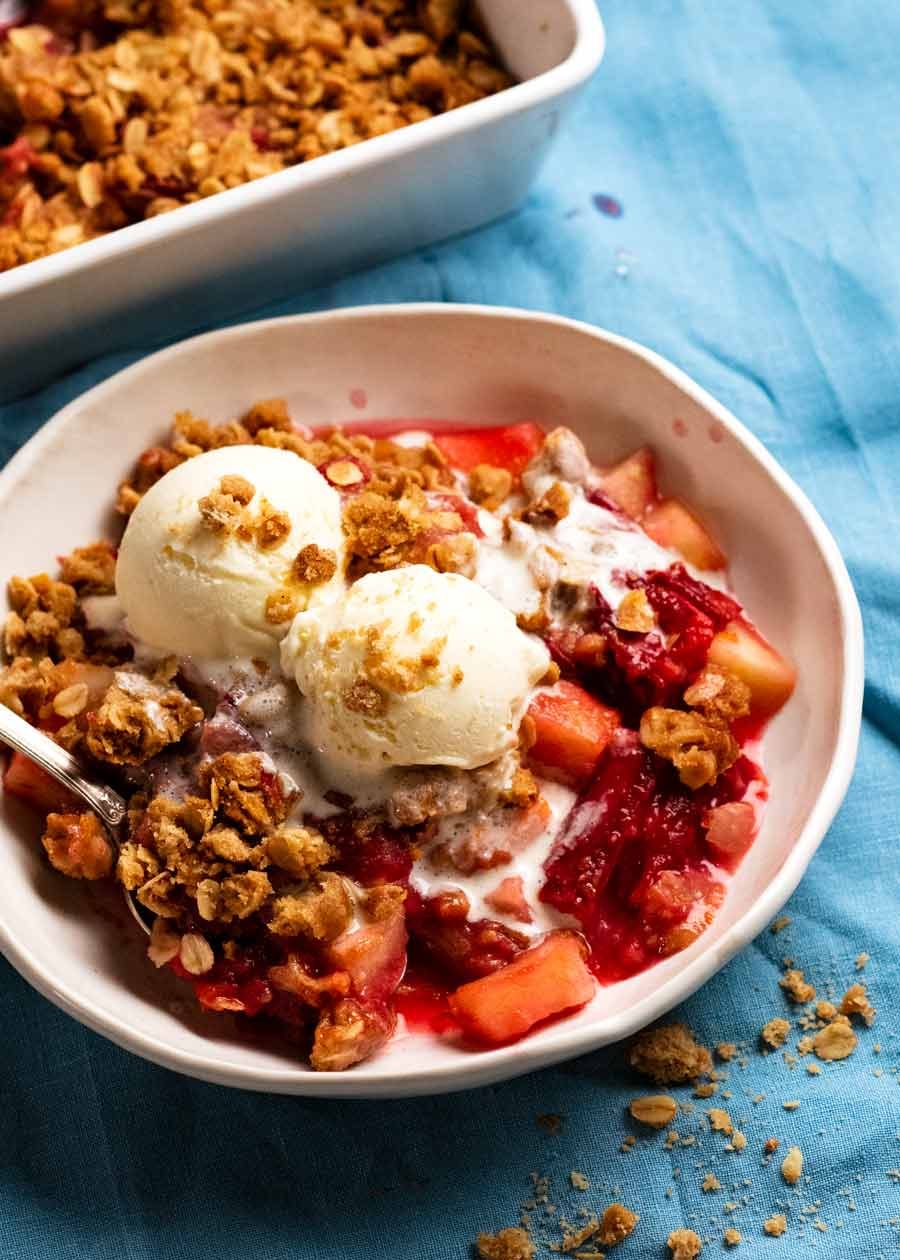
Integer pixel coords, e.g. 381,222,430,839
0,0,604,401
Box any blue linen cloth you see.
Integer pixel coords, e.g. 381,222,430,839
2,1,899,1255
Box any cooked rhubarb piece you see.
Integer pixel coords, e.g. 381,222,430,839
449,930,595,1045
3,751,79,815
707,619,796,716
326,890,408,1003
434,422,545,477
704,800,757,862
643,497,727,570
526,681,620,788
407,889,528,981
595,446,658,520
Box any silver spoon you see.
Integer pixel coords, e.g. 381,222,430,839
0,703,150,934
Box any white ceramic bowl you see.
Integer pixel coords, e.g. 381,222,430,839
0,305,863,1097
0,0,604,401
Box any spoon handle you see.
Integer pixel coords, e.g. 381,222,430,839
0,703,128,831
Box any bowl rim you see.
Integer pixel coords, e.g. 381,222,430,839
0,0,605,301
0,304,864,1097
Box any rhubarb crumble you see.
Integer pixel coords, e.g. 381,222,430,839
0,406,796,1070
0,0,511,272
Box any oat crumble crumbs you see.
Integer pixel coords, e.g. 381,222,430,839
761,1017,791,1050
596,1204,638,1247
723,1227,742,1246
702,1173,721,1192
476,1227,536,1260
716,1042,738,1062
628,1094,678,1129
569,1171,590,1192
781,1145,803,1185
627,1023,713,1084
812,1018,857,1062
667,1227,702,1258
770,915,791,934
779,968,816,1004
762,1214,787,1237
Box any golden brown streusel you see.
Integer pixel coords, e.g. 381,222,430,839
639,705,739,789
723,1228,742,1247
292,543,339,585
266,824,334,879
475,1227,536,1260
683,666,750,724
57,541,117,594
0,2,512,274
469,463,513,511
707,1107,733,1136
615,589,656,633
762,1214,787,1237
4,572,81,660
667,1227,702,1258
267,870,353,940
597,1203,638,1247
84,672,202,765
201,750,290,834
813,1018,857,1061
627,1022,713,1084
781,1145,803,1184
780,968,816,1004
840,981,876,1025
520,480,571,526
761,1017,791,1049
343,677,388,717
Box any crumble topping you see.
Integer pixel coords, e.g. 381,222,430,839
200,750,291,833
597,1203,638,1246
723,1228,741,1246
781,1145,803,1184
762,1215,787,1237
469,463,513,511
57,542,118,594
761,1017,791,1049
639,705,739,789
267,871,353,940
475,1227,536,1260
84,671,203,765
521,481,572,527
266,824,334,879
780,968,816,1003
627,1023,713,1083
0,1,512,274
292,543,339,585
614,589,655,633
4,572,82,661
667,1227,702,1258
309,996,394,1072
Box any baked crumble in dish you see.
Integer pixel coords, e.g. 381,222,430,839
0,406,796,1070
0,0,510,272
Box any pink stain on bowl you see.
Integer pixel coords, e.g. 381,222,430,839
349,388,368,411
672,417,688,437
709,422,725,444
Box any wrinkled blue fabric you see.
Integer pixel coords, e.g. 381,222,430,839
1,1,898,1255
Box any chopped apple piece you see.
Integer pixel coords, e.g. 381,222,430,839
597,446,658,520
449,930,595,1045
708,619,796,717
526,681,620,788
642,497,726,570
484,876,532,924
3,751,79,815
705,801,756,861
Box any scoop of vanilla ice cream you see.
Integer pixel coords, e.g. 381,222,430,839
116,445,345,660
281,565,550,772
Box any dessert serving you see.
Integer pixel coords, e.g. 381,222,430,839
0,403,796,1071
0,0,510,272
